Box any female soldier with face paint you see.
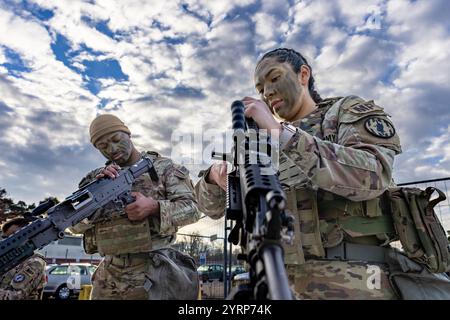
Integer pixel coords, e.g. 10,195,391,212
195,48,403,299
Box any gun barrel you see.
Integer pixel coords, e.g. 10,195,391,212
261,244,292,300
231,100,246,130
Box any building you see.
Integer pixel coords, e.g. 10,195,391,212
36,234,102,265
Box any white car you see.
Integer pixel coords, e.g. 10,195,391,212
43,263,97,300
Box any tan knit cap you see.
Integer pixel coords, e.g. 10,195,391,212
89,114,131,145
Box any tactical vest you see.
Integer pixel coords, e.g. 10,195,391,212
280,97,397,264
84,152,166,256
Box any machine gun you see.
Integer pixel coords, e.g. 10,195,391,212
0,157,158,274
213,101,294,300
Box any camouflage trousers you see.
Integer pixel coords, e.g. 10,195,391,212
286,259,398,300
91,248,199,300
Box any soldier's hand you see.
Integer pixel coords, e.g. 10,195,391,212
206,162,227,191
242,96,282,133
96,164,121,179
125,192,160,221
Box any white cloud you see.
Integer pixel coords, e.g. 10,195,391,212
337,0,384,29
0,3,99,151
0,46,5,64
386,0,450,88
185,0,255,24
423,125,450,165
0,7,53,63
414,165,450,179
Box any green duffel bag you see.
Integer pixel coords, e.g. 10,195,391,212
388,187,450,273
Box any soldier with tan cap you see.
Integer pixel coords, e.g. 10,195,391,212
71,114,201,300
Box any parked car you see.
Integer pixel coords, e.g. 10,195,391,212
197,264,224,282
231,272,250,289
228,265,246,279
45,264,58,271
43,263,97,300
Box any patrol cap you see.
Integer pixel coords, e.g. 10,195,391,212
89,114,131,146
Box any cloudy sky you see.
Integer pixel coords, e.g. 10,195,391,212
1,0,450,235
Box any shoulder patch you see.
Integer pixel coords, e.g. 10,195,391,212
145,151,161,159
174,165,189,179
152,156,173,171
346,101,383,114
13,274,25,283
364,117,396,139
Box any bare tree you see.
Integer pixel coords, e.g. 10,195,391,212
0,188,58,224
176,232,212,260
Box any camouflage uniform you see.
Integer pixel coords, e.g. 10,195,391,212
71,151,200,300
196,96,402,299
0,254,46,300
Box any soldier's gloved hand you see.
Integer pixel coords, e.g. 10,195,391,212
96,164,121,179
206,162,227,191
242,96,282,133
125,192,160,221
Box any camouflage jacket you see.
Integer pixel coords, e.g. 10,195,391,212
195,96,402,218
0,254,46,300
70,151,200,250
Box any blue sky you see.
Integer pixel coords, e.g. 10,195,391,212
1,0,450,235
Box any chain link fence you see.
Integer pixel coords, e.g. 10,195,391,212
175,215,238,300
397,177,450,232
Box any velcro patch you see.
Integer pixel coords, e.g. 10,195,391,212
13,274,25,283
347,102,382,114
364,117,396,139
174,165,189,178
23,266,36,277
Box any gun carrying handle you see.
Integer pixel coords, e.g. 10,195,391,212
131,157,159,182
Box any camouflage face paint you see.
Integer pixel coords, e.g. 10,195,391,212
255,58,303,121
95,131,133,166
